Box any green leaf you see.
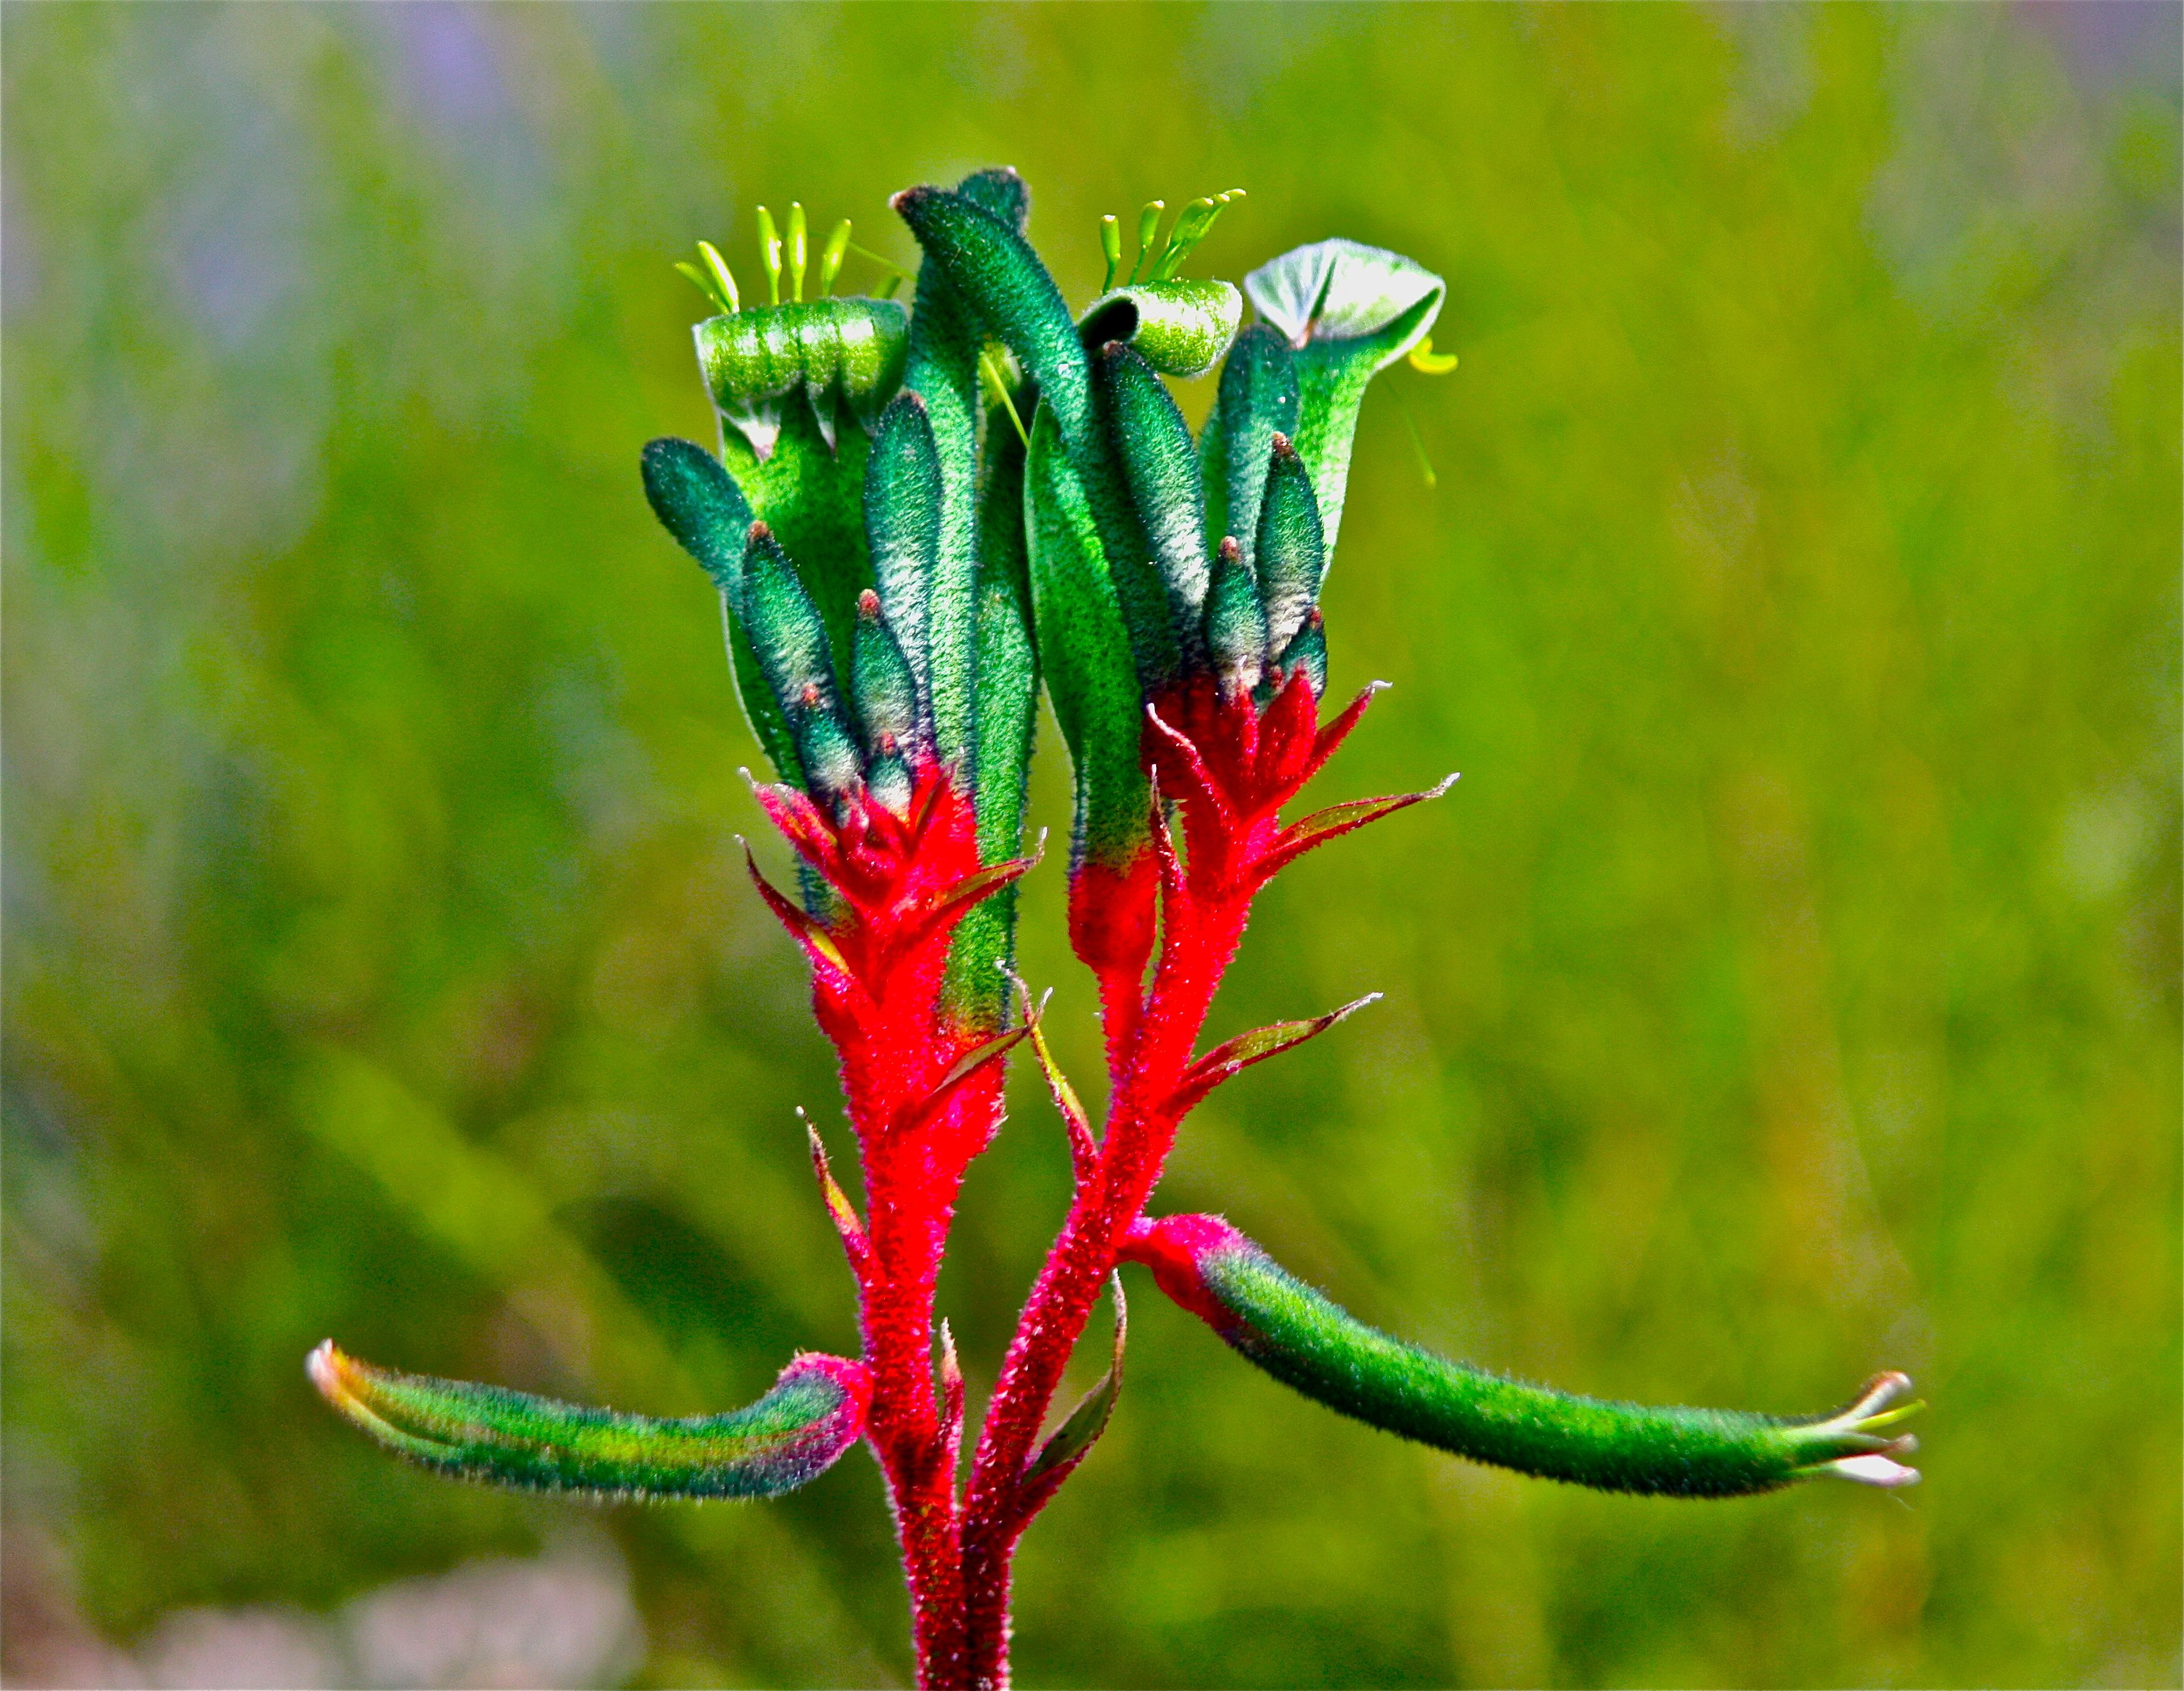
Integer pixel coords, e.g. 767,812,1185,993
1257,774,1458,882
1022,1275,1127,1493
908,1023,1033,1130
1243,239,1444,557
1170,992,1379,1113
1253,433,1327,655
1024,409,1147,868
1097,342,1210,648
901,851,1040,956
1182,1237,1920,1498
311,1342,870,1500
1200,324,1299,574
863,392,942,703
1079,279,1242,379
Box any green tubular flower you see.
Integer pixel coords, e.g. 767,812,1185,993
1124,1216,1923,1498
697,296,908,461
894,180,1176,696
1097,341,1214,663
309,1341,872,1500
1078,279,1241,380
646,184,1042,1025
901,166,1031,776
1199,323,1300,577
1240,237,1446,558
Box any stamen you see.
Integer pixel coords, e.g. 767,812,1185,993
1129,199,1165,284
1152,190,1243,281
845,240,912,301
1100,213,1122,292
1387,384,1438,489
980,349,1031,449
819,219,852,295
1407,334,1458,374
787,202,808,301
673,239,741,317
756,205,783,305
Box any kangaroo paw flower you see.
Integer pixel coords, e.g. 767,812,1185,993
308,1342,871,1500
1122,1216,1922,1499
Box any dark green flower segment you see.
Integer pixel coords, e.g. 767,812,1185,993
1195,1241,1921,1498
309,1343,870,1501
639,183,1046,1023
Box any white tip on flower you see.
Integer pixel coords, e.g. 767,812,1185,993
1840,1370,1916,1422
1824,1453,1922,1489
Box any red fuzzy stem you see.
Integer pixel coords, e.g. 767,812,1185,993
958,673,1374,1687
756,682,1429,1689
748,766,1016,1690
1067,849,1158,1078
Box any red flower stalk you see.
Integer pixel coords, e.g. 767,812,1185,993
958,669,1450,1679
748,761,1036,1682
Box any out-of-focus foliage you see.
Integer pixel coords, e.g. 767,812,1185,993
4,4,2176,1686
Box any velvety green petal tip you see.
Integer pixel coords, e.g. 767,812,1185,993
1080,279,1242,378
309,1340,872,1500
697,297,910,459
642,436,756,600
1244,238,1444,358
1240,238,1446,557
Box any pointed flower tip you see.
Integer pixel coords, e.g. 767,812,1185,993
1801,1370,1924,1488
306,1338,348,1404
1842,1370,1918,1421
1823,1452,1923,1489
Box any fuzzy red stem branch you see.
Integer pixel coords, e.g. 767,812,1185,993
956,672,1367,1688
752,767,1019,1690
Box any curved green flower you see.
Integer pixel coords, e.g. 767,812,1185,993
311,1341,872,1500
1125,1214,1922,1498
1239,237,1445,556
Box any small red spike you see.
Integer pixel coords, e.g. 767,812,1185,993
1305,680,1390,782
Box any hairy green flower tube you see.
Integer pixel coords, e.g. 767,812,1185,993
645,187,1040,1031
1124,1215,1922,1498
309,1342,872,1500
698,296,909,461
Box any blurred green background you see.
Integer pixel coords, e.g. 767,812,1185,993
6,4,2178,1687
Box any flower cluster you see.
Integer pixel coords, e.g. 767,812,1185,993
315,168,1919,1691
